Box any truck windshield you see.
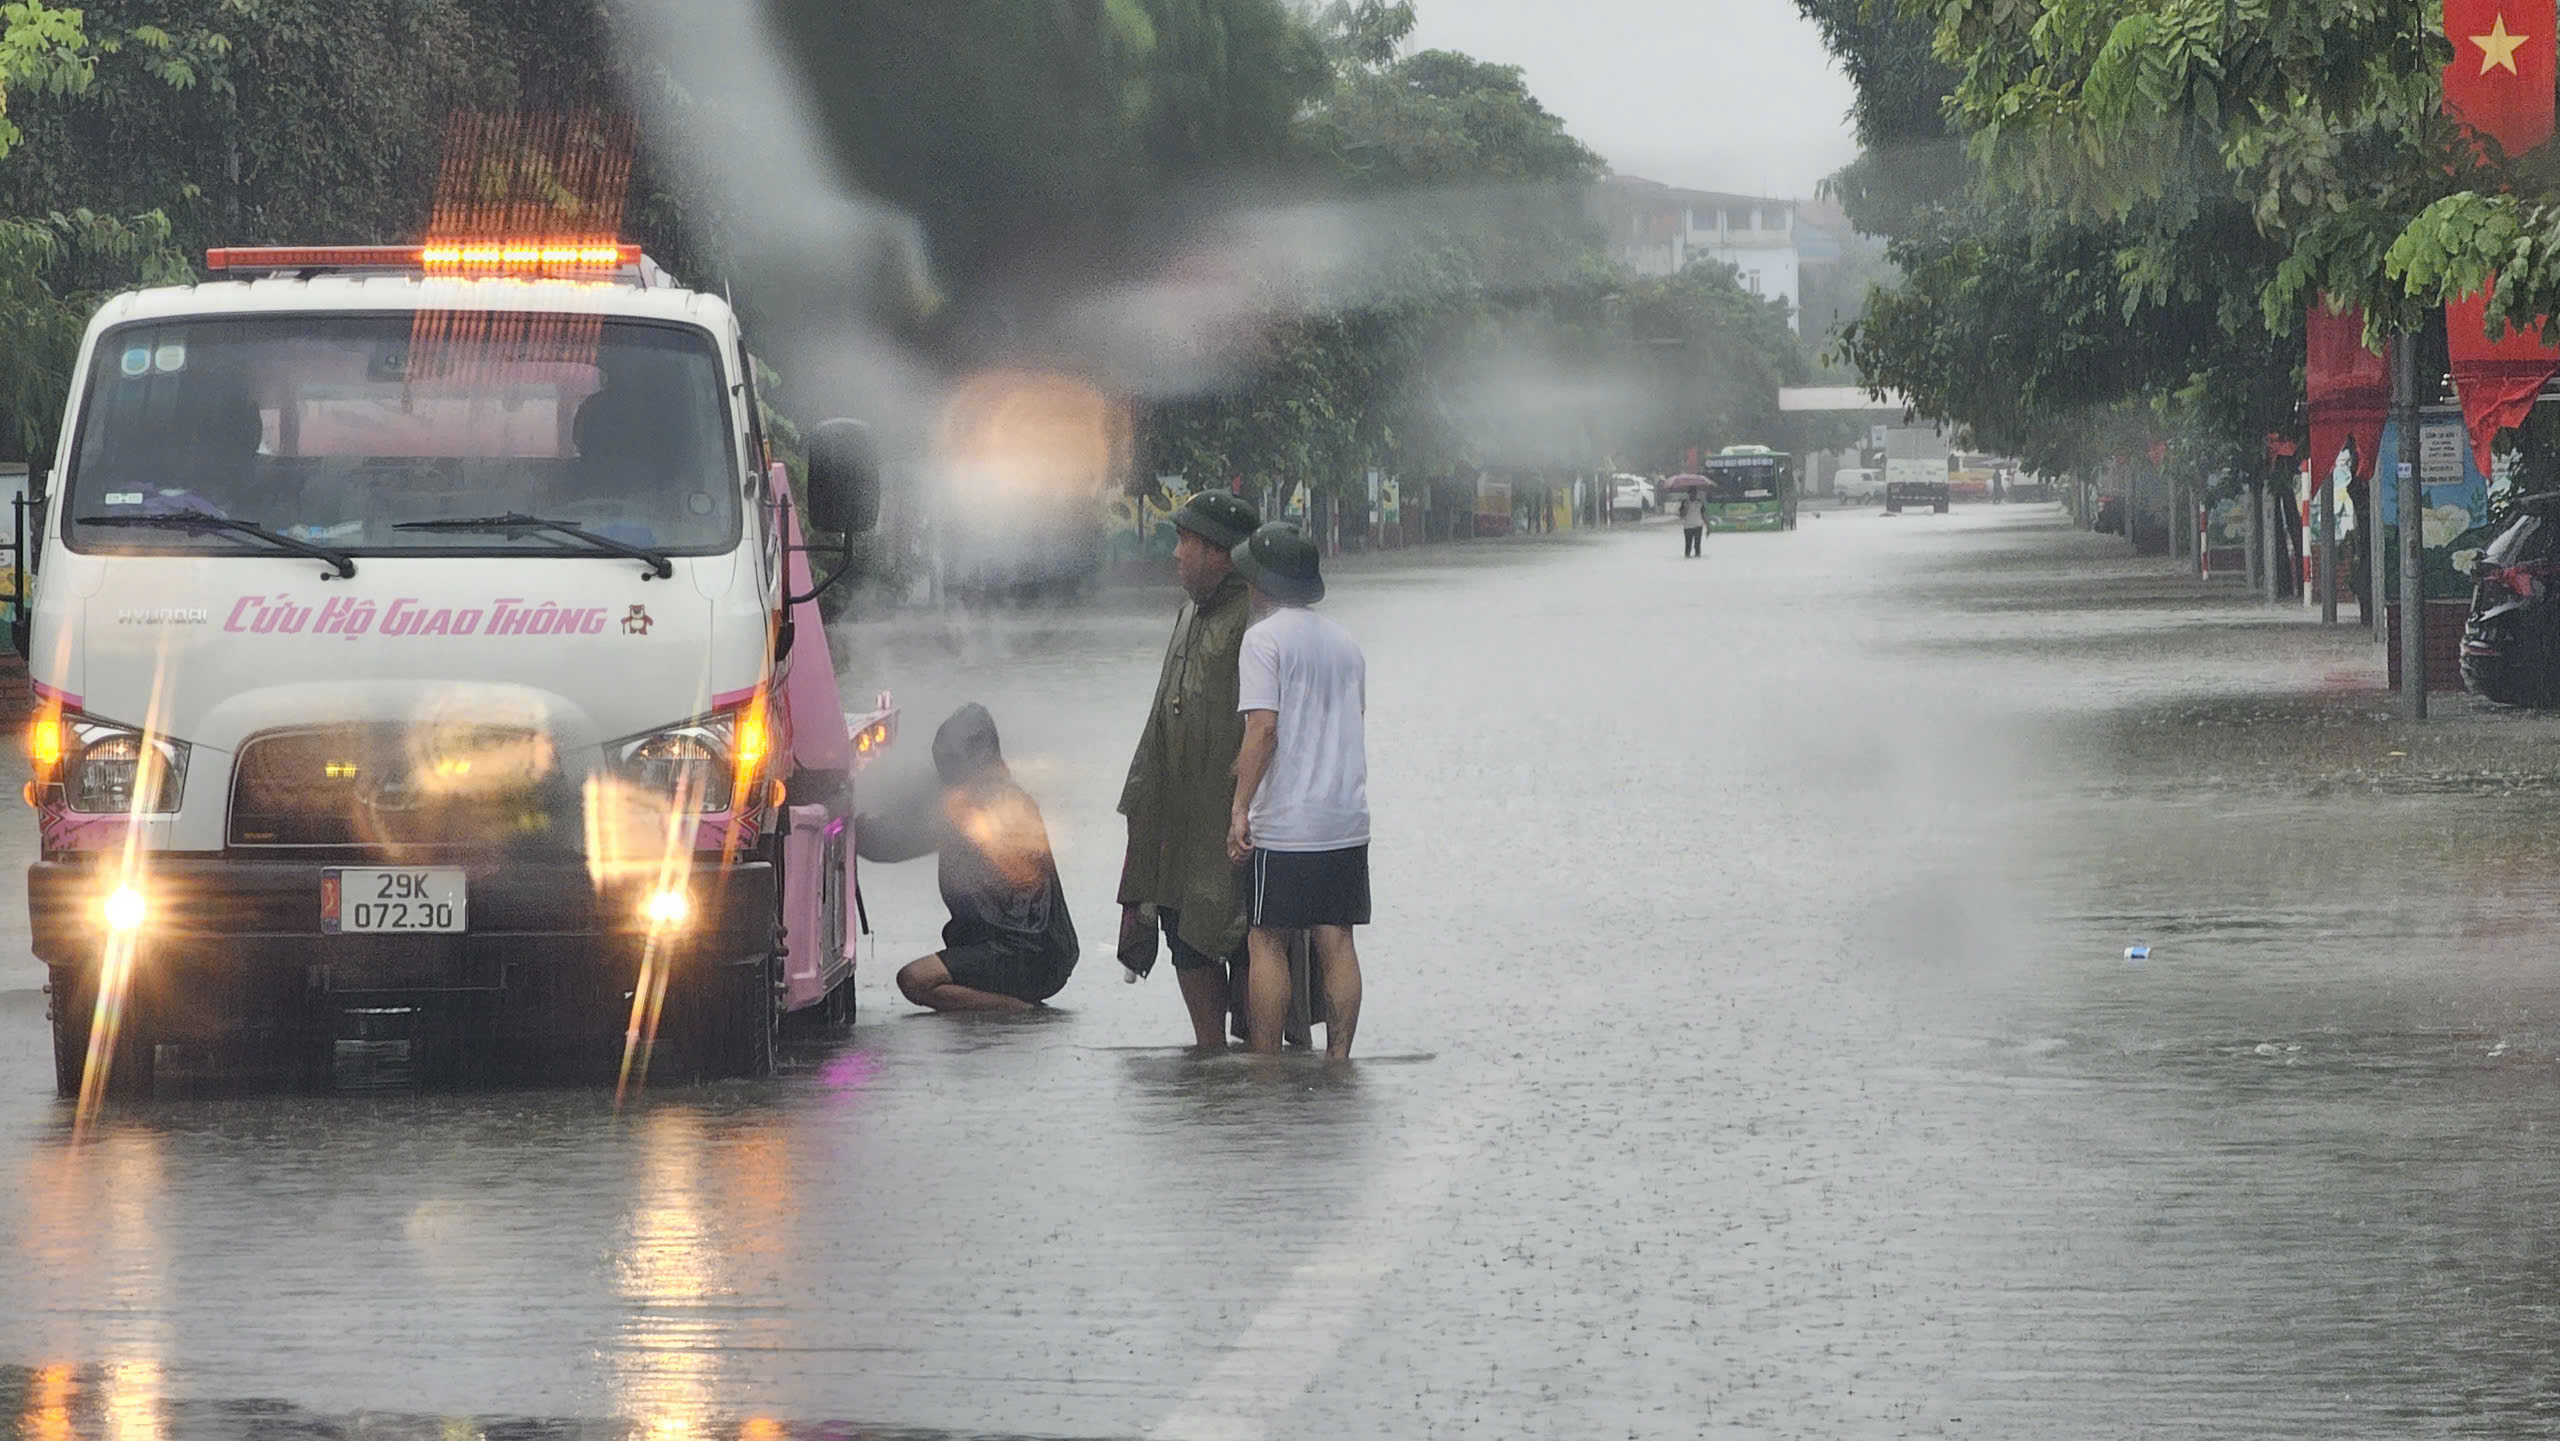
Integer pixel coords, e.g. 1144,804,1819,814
65,314,739,558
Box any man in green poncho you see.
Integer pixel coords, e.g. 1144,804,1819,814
1118,490,1261,1048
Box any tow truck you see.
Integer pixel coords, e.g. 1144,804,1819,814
20,241,894,1096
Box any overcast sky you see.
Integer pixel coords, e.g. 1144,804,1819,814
1404,0,1859,200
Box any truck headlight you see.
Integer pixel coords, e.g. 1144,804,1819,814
623,729,732,812
65,722,188,815
102,884,149,934
611,697,767,816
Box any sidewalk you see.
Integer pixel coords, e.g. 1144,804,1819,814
1938,509,2560,796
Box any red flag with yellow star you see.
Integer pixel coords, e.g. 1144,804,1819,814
2444,3,2558,472
2445,1,2555,155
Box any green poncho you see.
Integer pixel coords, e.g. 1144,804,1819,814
1117,572,1252,959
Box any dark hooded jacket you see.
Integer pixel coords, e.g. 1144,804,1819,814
931,705,1078,973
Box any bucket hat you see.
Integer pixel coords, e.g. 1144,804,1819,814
1233,522,1325,605
1170,491,1260,550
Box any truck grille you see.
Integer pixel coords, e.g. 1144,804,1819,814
228,724,577,852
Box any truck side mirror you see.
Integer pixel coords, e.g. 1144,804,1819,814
805,418,880,536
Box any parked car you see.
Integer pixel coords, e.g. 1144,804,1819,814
1884,479,1949,515
1611,475,1655,517
1834,467,1884,502
2461,495,2560,706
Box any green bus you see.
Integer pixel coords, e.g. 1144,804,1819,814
1699,446,1797,532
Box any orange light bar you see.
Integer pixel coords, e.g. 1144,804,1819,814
205,243,640,274
420,243,638,270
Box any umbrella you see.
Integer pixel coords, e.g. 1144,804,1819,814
1661,474,1713,493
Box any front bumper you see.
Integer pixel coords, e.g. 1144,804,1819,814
29,856,775,986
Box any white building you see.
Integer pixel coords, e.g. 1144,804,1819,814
1594,176,1805,331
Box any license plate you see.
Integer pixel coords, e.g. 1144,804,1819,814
322,868,467,934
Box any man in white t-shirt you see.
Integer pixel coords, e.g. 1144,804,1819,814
1225,523,1368,1058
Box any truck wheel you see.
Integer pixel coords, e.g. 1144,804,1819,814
737,958,778,1077
47,965,155,1101
672,955,777,1080
818,969,854,1027
780,969,855,1037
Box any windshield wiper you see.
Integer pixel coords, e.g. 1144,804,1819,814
79,513,356,578
393,514,673,580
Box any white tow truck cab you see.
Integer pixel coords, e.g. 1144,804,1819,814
22,242,893,1095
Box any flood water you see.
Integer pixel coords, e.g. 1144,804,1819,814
6,506,2560,1438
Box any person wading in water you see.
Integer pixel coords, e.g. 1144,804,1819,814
1116,491,1263,1048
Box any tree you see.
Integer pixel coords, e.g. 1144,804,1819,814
1870,0,2560,355
0,1,683,458
1793,0,1964,240
1620,259,1814,470
1798,226,1897,378
0,1,193,461
1141,4,1612,505
761,0,1327,308
1800,0,2314,557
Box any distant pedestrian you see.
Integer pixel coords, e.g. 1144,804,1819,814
1117,490,1262,1049
1226,525,1368,1058
1679,495,1703,558
895,704,1079,1012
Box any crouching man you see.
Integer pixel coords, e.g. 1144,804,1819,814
896,704,1080,1012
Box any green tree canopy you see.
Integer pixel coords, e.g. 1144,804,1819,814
1800,0,2317,501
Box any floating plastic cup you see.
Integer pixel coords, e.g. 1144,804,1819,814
2124,945,2151,962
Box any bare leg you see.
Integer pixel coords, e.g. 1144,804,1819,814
1245,928,1294,1055
1175,963,1230,1050
1310,925,1362,1058
897,955,1035,1013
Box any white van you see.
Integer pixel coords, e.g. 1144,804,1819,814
1834,467,1885,502
22,243,894,1096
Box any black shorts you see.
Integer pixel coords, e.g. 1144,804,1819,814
941,943,1071,1004
1157,907,1242,973
1247,845,1371,929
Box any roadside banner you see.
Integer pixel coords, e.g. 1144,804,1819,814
2380,407,2501,600
2306,300,2386,495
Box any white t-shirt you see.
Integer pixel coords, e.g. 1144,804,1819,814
1237,605,1369,852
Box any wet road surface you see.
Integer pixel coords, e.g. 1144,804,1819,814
9,506,2560,1437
